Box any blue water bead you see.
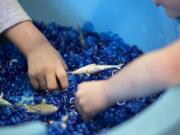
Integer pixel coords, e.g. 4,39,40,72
84,48,95,57
126,100,145,113
8,48,26,62
83,22,94,33
130,45,143,58
1,106,12,116
22,88,33,97
118,54,131,64
59,31,72,46
48,122,69,135
67,28,79,39
10,116,18,124
103,44,118,58
0,60,3,70
99,32,110,42
119,43,131,54
47,23,59,32
13,116,23,124
66,53,80,69
111,33,124,43
114,107,130,123
0,73,6,84
8,96,22,104
0,121,6,126
33,21,46,31
68,75,78,84
99,31,118,42
68,41,81,52
67,83,77,93
103,112,115,126
85,36,97,47
7,60,27,76
1,43,14,54
43,23,59,39
68,112,78,124
106,31,118,41
77,56,88,67
33,95,43,104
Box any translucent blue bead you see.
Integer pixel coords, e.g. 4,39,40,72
83,22,94,32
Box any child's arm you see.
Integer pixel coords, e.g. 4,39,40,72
4,21,69,90
0,0,68,90
106,40,180,102
76,41,180,120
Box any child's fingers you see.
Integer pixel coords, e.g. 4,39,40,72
76,91,93,121
59,55,68,70
38,75,47,90
81,105,94,121
56,67,69,90
75,97,85,119
75,98,81,113
76,100,93,121
46,73,58,90
30,77,39,89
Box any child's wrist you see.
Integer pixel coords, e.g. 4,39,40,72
4,21,49,57
18,25,49,58
104,78,123,105
24,35,49,57
102,79,115,107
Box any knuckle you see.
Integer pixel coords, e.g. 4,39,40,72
46,65,55,72
76,93,80,98
59,73,67,80
37,66,49,74
78,84,83,90
28,72,32,77
76,91,82,98
34,69,43,76
28,71,36,77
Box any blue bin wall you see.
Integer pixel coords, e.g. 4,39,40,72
20,0,180,52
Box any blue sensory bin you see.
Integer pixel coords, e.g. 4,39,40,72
1,0,180,135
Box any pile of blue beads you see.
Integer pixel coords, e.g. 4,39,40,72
0,21,160,135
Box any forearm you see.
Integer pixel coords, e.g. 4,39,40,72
4,20,69,90
0,0,42,57
4,21,49,57
106,41,180,104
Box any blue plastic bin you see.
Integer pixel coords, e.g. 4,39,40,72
1,0,180,134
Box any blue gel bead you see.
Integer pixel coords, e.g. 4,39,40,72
83,22,94,32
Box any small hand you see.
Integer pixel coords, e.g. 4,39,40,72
4,21,69,91
27,42,69,90
76,80,110,120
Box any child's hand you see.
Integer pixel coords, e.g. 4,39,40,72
4,21,69,91
27,43,68,90
76,80,110,120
